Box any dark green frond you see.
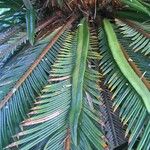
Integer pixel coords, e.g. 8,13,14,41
0,27,69,149
6,30,74,150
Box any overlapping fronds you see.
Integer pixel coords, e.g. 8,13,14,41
115,19,150,55
115,27,150,84
0,14,62,70
0,0,150,149
99,19,150,150
0,23,73,149
69,19,107,149
0,0,36,45
6,18,107,150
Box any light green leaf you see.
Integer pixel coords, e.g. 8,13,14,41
69,18,89,146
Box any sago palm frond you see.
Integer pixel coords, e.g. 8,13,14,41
99,19,150,150
0,18,74,149
115,22,150,84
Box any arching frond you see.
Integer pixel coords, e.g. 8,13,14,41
0,19,74,149
99,19,150,150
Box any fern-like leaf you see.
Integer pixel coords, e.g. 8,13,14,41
99,19,150,149
0,20,73,149
115,26,150,84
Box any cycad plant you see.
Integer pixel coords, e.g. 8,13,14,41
0,0,150,149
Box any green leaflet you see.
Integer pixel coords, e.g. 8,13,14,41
103,19,150,113
23,0,36,45
70,18,89,146
25,8,36,45
137,120,150,150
